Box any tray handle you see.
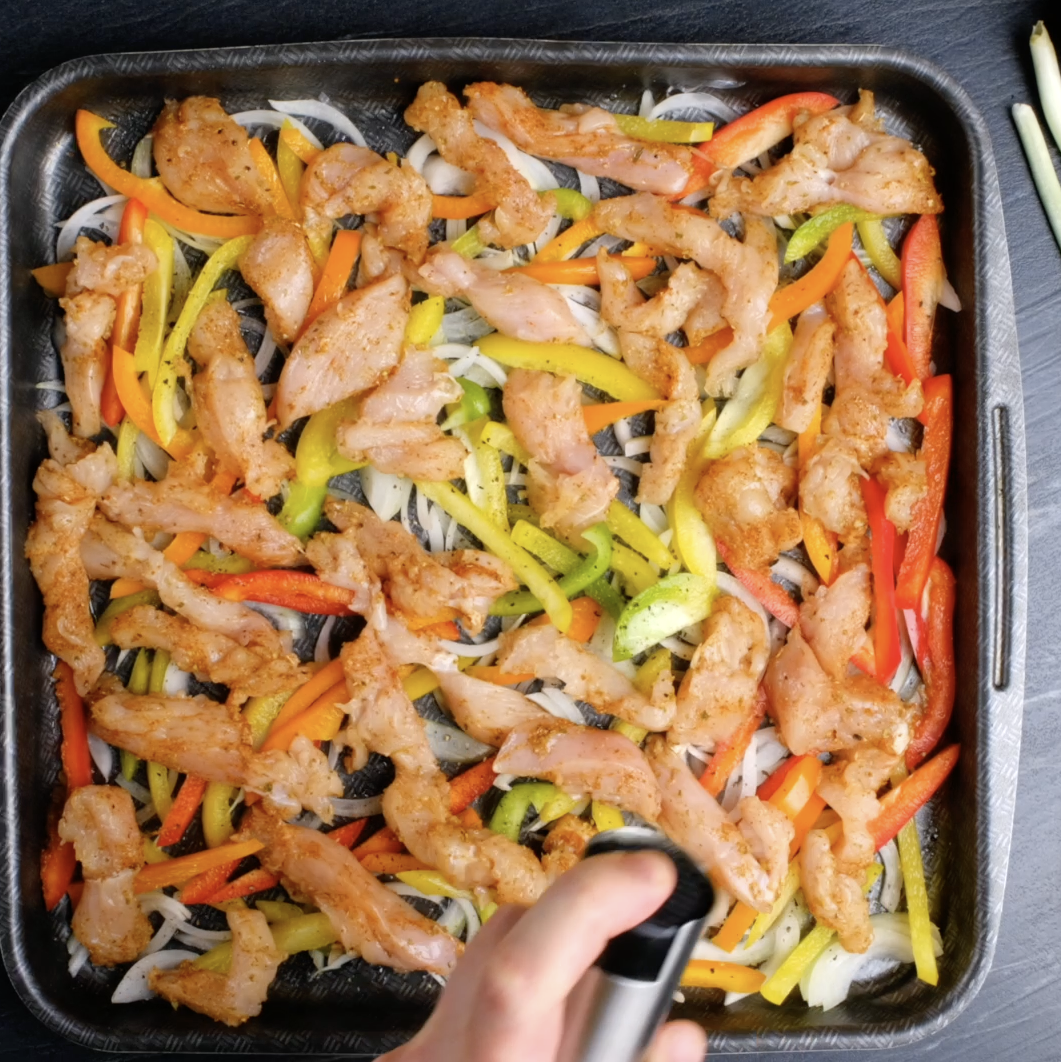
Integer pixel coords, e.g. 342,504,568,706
991,404,1013,690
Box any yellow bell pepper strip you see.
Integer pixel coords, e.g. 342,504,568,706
491,522,612,616
155,235,254,445
612,114,714,144
591,801,625,832
683,326,735,366
613,572,715,661
119,649,151,781
295,396,365,486
897,813,939,985
147,761,175,823
669,406,718,578
276,121,305,220
702,323,792,460
535,217,604,263
406,294,446,346
633,647,672,698
403,666,443,702
279,124,320,165
417,480,573,632
539,791,581,825
196,911,336,974
301,228,362,332
610,543,659,596
746,861,801,949
473,432,510,531
440,378,493,431
489,782,561,841
768,222,853,330
254,899,305,922
451,223,486,258
75,111,260,239
395,870,473,900
243,690,294,749
93,589,161,646
681,961,766,994
606,500,676,570
785,205,886,263
551,188,594,220
202,781,238,848
111,344,195,458
182,549,256,575
582,399,667,436
248,138,296,219
507,255,657,287
31,262,73,297
142,836,170,865
134,839,265,895
857,218,903,289
433,191,496,220
481,420,531,464
132,219,175,386
797,404,837,584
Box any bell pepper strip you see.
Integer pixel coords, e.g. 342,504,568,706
75,111,260,238
785,205,885,264
440,378,492,432
489,783,561,842
248,138,296,219
789,794,828,858
119,649,151,782
701,92,840,171
114,416,139,480
476,335,660,402
301,228,362,333
528,595,604,644
633,646,672,696
895,374,952,609
132,218,175,385
715,539,800,628
402,667,442,703
481,421,531,464
202,570,358,615
768,223,853,330
156,775,209,847
94,588,161,646
417,480,573,633
901,215,943,380
858,218,903,289
860,477,902,684
613,572,715,661
451,224,486,259
897,815,939,985
178,859,243,905
295,397,365,487
906,559,956,769
196,912,337,974
201,867,282,905
680,959,766,994
449,757,498,814
183,549,256,576
801,511,837,587
134,839,265,894
41,804,78,911
538,791,580,825
608,114,713,144
472,432,510,531
261,660,344,742
433,192,496,220
147,761,175,822
253,900,304,922
352,827,405,860
406,294,446,346
201,782,238,849
258,679,348,753
869,744,959,850
757,753,808,802
506,255,657,287
419,618,462,640
551,188,594,220
155,234,255,445
491,522,612,616
361,852,430,874
759,922,834,1004
31,262,73,297
464,666,534,685
610,543,659,597
56,662,93,789
279,124,320,165
278,481,328,540
682,327,734,366
534,217,603,263
111,346,196,459
702,324,793,460
394,869,472,901
591,801,626,833
746,861,801,949
668,408,718,579
699,686,769,796
325,819,368,850
607,501,676,571
276,121,306,219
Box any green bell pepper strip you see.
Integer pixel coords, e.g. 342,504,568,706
440,378,493,432
416,480,573,632
195,912,337,974
154,235,254,446
613,113,715,144
182,549,256,575
202,782,237,848
612,572,716,662
133,218,175,387
490,522,612,615
550,188,593,221
120,648,152,781
278,481,329,540
147,649,175,819
475,335,661,402
857,218,903,289
668,406,718,578
295,397,364,487
94,589,161,646
115,417,139,480
489,782,561,842
784,205,885,263
452,224,486,259
702,324,793,461
406,294,446,346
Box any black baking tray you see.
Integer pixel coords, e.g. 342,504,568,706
0,37,1028,1055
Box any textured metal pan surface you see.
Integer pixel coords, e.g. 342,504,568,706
0,37,1027,1055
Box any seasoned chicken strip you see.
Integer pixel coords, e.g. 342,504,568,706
65,235,158,298
186,298,295,499
58,786,151,966
238,217,316,344
503,369,619,537
875,451,927,534
304,531,385,626
495,718,662,822
149,908,282,1026
542,814,597,881
800,829,872,954
336,348,467,481
405,81,552,248
237,808,462,976
435,669,549,748
496,625,675,732
799,435,867,543
799,564,872,679
276,274,409,429
776,302,836,433
37,409,94,466
57,291,114,439
324,498,517,634
465,82,695,195
419,248,592,346
152,97,272,216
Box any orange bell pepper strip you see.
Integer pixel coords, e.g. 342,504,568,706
768,223,853,330
757,752,813,802
582,399,667,435
870,744,959,850
352,827,405,860
179,858,244,904
418,619,462,640
31,262,73,297
134,839,264,893
860,476,902,684
301,228,362,333
896,374,953,609
41,808,79,911
715,539,800,628
463,665,535,685
248,138,296,219
280,125,320,164
788,793,828,858
905,558,956,770
432,192,496,220
700,92,840,171
201,866,282,904
402,608,460,632
681,959,766,993
56,661,93,789
198,570,358,615
683,326,734,366
262,658,345,739
157,775,209,847
326,819,368,849
448,757,498,814
110,344,196,458
506,255,657,287
528,595,603,644
901,215,943,381
258,679,347,753
699,686,768,797
361,852,430,874
534,217,603,263
75,111,260,239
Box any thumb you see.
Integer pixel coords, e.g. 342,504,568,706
642,1020,707,1062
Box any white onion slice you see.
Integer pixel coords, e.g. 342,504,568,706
772,555,819,597
423,155,476,195
603,455,644,476
624,436,653,457
437,899,467,937
878,840,903,913
139,891,191,922
56,194,126,260
112,950,199,1003
649,92,741,123
135,802,157,826
436,637,500,658
86,733,113,781
174,922,233,945
254,328,278,379
142,917,181,955
472,120,558,190
268,98,367,147
68,938,90,977
405,133,437,174
939,277,962,312
315,615,338,664
454,897,481,943
361,466,411,522
659,636,696,661
134,430,171,481
131,136,153,179
527,688,585,725
331,794,383,819
114,775,152,805
425,719,495,763
577,171,601,203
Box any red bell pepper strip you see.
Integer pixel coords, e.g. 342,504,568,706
157,774,209,847
906,558,957,770
715,539,800,628
699,686,768,797
351,826,405,860
757,752,815,802
41,796,78,911
860,477,902,685
56,661,93,790
869,744,959,850
202,866,282,903
179,859,244,904
187,569,358,615
448,757,498,814
901,215,944,381
896,374,953,609
326,819,368,848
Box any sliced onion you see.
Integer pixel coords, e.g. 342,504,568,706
565,298,620,355
527,688,585,725
437,899,467,937
423,155,475,195
135,431,170,481
577,171,601,203
135,801,158,826
693,926,776,966
425,719,495,763
56,194,127,260
139,891,191,922
878,840,903,913
472,120,557,190
174,922,233,945
112,950,199,1003
268,98,368,147
161,662,190,696
603,455,643,476
441,309,495,346
492,773,515,791
726,903,802,1005
406,133,437,174
890,610,916,696
67,938,90,977
445,217,468,243
361,465,412,522
254,328,278,378
939,277,962,312
315,615,338,664
623,436,653,457
331,794,383,819
454,897,482,943
716,571,773,640
114,775,152,805
131,136,154,179
246,602,306,638
772,555,819,597
649,92,741,123
437,637,500,658
86,733,114,780
659,636,696,661
142,917,181,955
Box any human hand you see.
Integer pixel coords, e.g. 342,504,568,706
382,850,707,1062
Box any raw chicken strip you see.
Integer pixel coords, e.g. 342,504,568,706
238,217,316,344
65,235,158,298
875,451,927,534
776,302,835,434
799,564,872,679
435,669,549,748
799,435,867,543
542,814,597,881
800,829,872,954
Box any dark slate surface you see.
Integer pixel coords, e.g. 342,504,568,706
0,0,1056,1058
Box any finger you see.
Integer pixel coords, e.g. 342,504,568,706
473,851,676,1053
643,1020,708,1062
